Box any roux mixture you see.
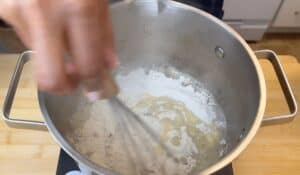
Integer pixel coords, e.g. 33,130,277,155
66,67,227,175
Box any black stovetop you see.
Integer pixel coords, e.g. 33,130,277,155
56,149,233,175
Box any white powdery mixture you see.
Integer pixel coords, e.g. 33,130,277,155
116,67,219,124
115,67,228,171
66,66,228,175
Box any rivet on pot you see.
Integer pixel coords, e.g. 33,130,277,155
239,128,246,140
215,46,225,59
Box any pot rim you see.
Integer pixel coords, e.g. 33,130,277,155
38,1,267,174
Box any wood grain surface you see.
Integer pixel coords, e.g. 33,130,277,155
0,54,299,175
233,55,300,175
0,54,59,175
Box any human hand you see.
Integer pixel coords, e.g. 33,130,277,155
0,0,118,100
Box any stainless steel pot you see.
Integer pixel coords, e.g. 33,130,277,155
2,0,298,174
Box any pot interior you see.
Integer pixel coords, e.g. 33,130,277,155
40,1,262,174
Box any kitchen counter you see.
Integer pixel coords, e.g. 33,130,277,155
0,54,299,175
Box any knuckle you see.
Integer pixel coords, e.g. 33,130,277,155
78,57,103,78
37,75,70,93
80,66,101,79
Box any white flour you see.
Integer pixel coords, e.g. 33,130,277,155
116,67,219,124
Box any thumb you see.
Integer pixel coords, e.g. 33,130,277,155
0,1,31,47
0,0,17,25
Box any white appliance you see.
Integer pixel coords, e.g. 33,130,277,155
223,0,282,41
271,0,300,32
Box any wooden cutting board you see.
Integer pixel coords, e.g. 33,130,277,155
0,54,58,175
0,54,299,175
233,56,300,175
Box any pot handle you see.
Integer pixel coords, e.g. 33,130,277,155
2,51,47,130
255,50,298,125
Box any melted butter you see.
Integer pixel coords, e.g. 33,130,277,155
131,95,222,172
